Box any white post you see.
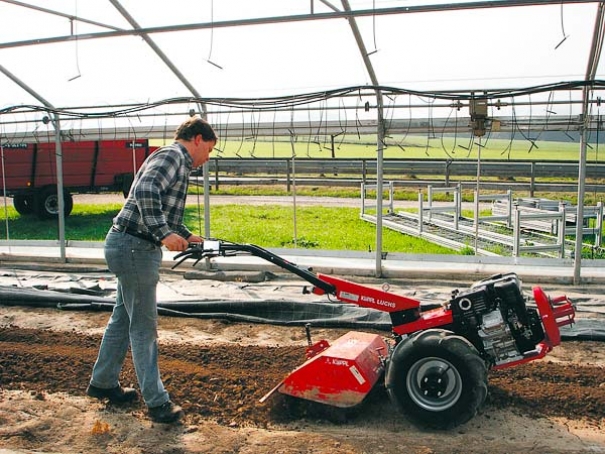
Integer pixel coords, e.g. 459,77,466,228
52,114,66,262
506,189,513,228
513,207,520,257
558,203,566,259
418,190,424,234
453,190,459,231
597,202,603,248
427,185,433,222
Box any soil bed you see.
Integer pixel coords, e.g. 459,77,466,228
0,269,604,453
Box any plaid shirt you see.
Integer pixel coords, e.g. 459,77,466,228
113,142,193,241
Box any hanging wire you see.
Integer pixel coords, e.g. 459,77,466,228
206,0,223,70
417,95,437,156
336,97,348,153
499,97,516,159
2,81,603,168
216,107,231,157
508,95,538,155
314,100,325,154
322,100,330,153
271,109,277,158
68,0,82,81
459,134,474,157
520,91,556,155
3,80,603,120
439,105,458,159
247,108,260,157
234,110,245,158
354,89,364,141
306,108,313,157
554,2,569,50
562,88,578,142
389,93,413,153
526,93,537,153
480,103,495,151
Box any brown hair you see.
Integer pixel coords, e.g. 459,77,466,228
174,117,218,142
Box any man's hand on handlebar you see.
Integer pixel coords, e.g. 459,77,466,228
162,233,195,252
187,234,204,244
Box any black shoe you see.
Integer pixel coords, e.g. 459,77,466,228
148,401,184,423
86,384,138,404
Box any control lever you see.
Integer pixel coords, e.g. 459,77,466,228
172,240,219,268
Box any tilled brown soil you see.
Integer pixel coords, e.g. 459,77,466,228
1,326,604,429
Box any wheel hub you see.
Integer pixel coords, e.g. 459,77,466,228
420,371,449,398
406,356,463,412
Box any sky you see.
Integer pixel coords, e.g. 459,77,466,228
0,0,604,138
1,1,602,104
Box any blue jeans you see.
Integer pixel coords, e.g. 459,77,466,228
89,229,169,408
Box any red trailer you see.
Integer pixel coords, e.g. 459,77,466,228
0,139,156,219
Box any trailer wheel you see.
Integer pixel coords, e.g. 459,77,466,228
385,329,488,430
13,195,35,215
121,173,134,198
35,187,73,219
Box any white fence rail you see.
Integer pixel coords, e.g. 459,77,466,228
360,182,603,257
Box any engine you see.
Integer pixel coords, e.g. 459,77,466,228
448,273,545,367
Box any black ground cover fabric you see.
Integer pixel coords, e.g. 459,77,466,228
0,286,602,340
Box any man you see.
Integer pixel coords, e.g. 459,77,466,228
86,117,217,423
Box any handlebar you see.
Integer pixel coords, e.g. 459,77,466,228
172,239,337,294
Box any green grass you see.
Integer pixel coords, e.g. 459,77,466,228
2,199,603,258
0,203,124,241
202,135,605,162
193,184,604,207
1,179,602,257
0,203,454,255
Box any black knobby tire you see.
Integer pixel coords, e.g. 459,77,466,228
35,187,74,219
385,329,488,430
13,195,35,215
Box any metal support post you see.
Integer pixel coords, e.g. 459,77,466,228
418,190,424,233
597,202,603,248
506,189,513,228
52,114,66,262
457,182,462,216
361,183,366,215
427,185,433,222
453,190,459,231
558,204,566,259
513,207,520,257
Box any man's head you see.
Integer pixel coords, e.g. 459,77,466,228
174,117,218,142
174,117,218,167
